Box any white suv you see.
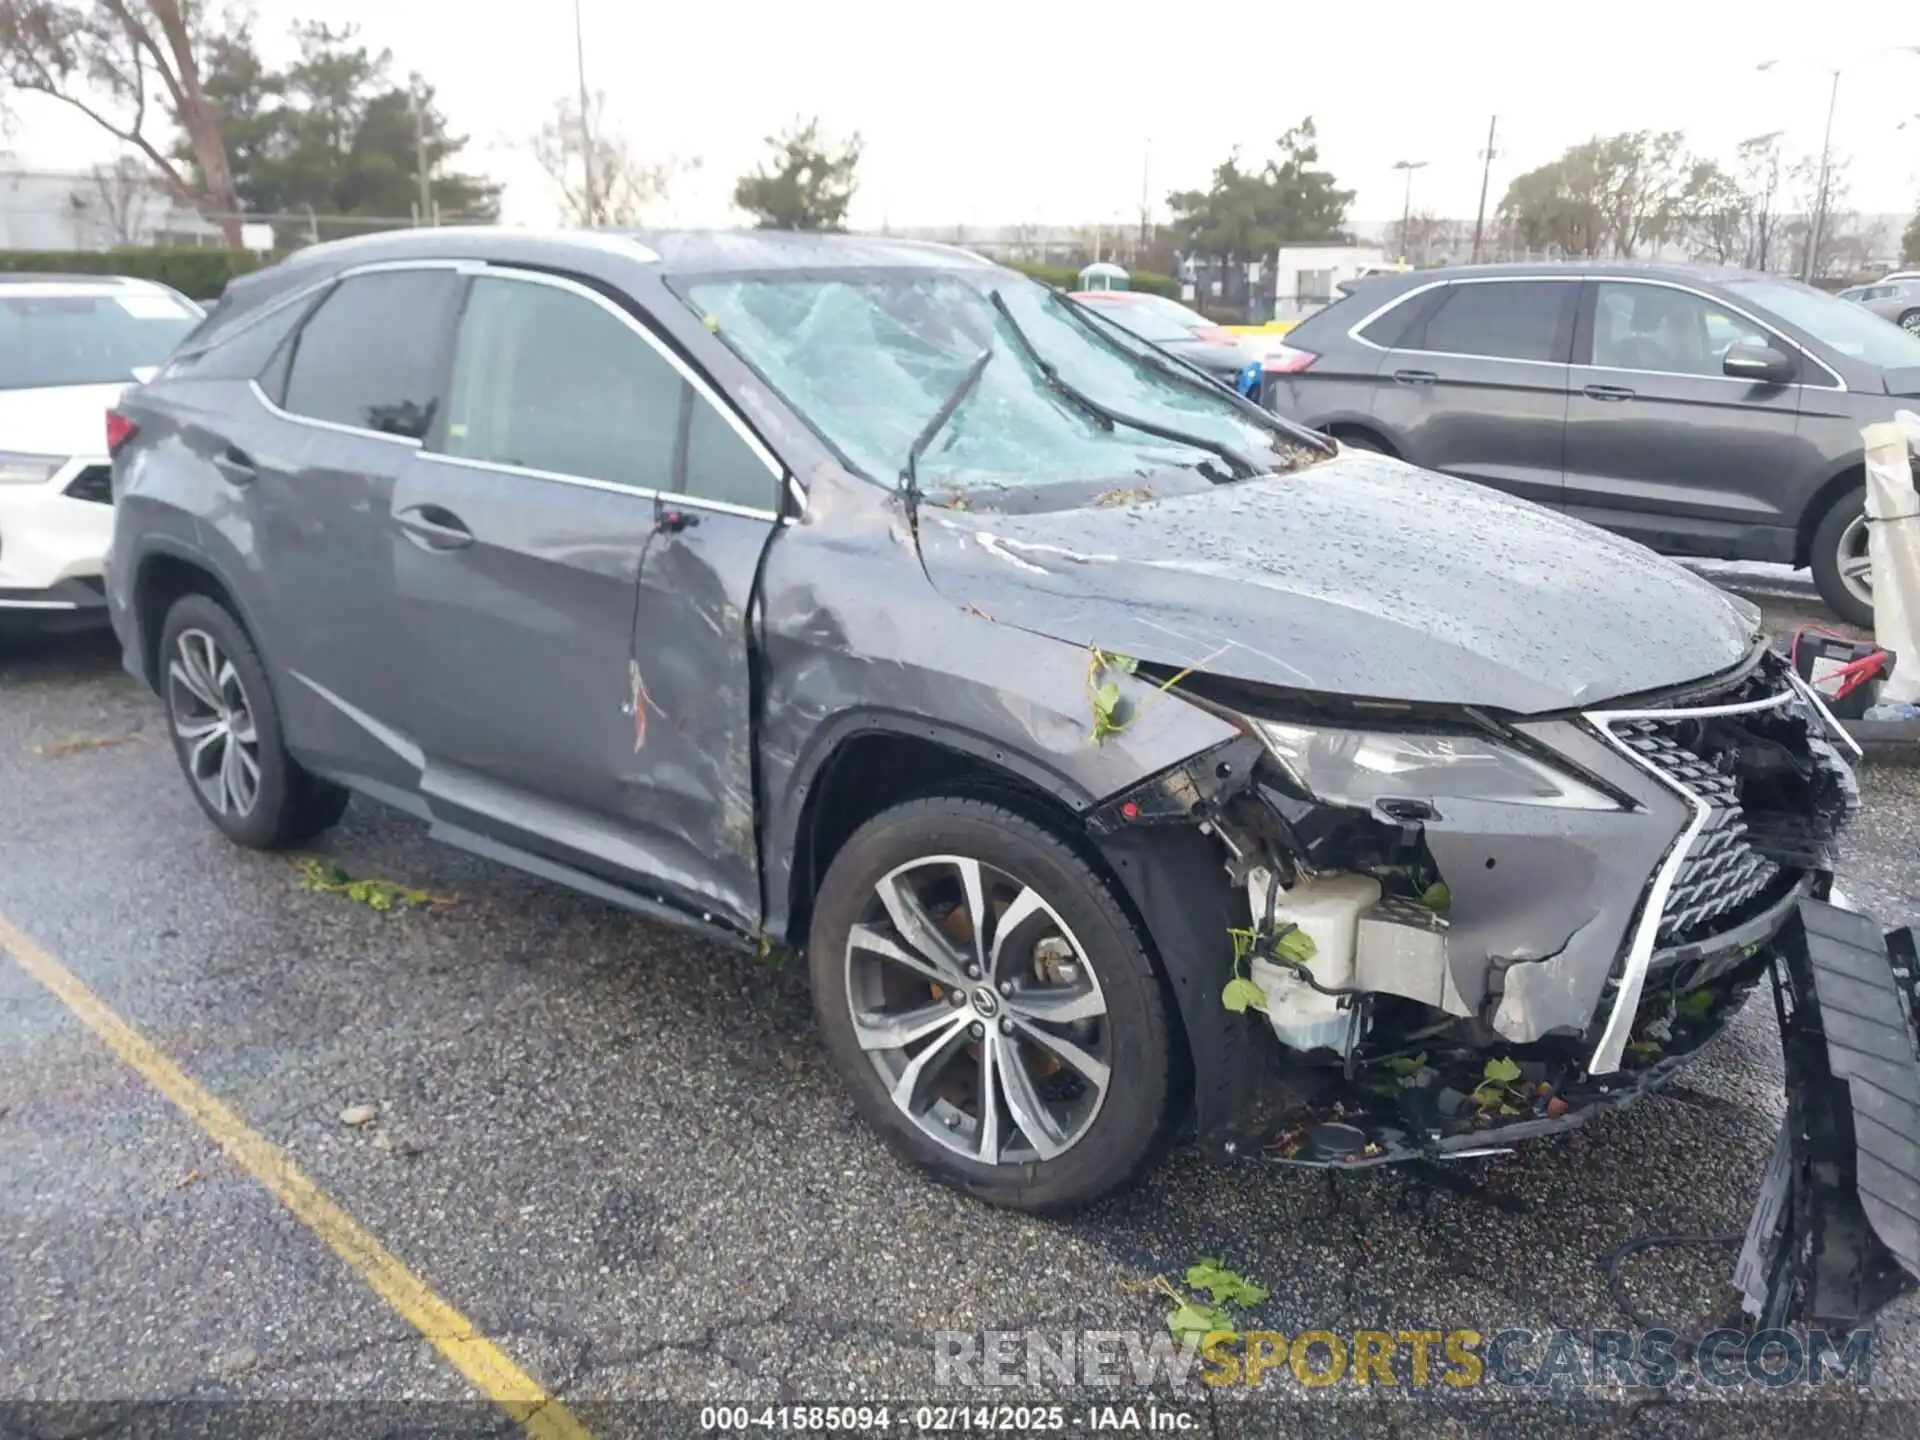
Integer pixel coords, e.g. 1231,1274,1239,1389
0,274,200,623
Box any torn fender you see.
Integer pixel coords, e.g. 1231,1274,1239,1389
1737,900,1920,1327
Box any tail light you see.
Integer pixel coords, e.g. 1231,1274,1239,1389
1263,344,1318,375
106,410,135,456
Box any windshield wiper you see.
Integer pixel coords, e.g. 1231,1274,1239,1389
901,346,994,507
986,288,1261,480
1048,289,1331,456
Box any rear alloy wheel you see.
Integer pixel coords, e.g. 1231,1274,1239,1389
159,594,350,849
809,796,1181,1212
1808,484,1873,630
1899,309,1920,335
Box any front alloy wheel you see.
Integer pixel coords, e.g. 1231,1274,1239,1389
167,627,261,817
847,855,1111,1165
1835,511,1872,616
809,795,1182,1212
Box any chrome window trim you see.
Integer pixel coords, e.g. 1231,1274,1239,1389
416,449,781,523
1347,272,1848,391
1582,685,1799,1075
249,378,424,447
0,598,81,610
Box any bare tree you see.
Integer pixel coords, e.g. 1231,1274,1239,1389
89,151,149,241
532,90,692,227
0,1,244,245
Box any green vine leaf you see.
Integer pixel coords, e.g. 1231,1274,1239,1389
1221,977,1268,1014
1185,1259,1269,1308
1166,1302,1234,1343
1418,882,1452,911
1675,988,1716,1017
1273,925,1316,966
1482,1057,1522,1086
1387,1051,1428,1077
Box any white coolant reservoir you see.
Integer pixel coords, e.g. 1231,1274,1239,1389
1249,871,1382,1056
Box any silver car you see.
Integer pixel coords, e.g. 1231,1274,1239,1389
1838,278,1920,332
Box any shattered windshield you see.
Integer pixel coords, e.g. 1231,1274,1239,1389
683,269,1307,493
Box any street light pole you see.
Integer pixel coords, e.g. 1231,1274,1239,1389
573,0,597,227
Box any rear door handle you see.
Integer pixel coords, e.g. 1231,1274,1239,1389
1393,369,1438,387
1583,383,1636,402
396,503,473,551
213,446,256,485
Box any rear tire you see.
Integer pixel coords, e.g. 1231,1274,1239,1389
158,594,350,849
1898,309,1920,335
1808,485,1873,631
808,795,1182,1213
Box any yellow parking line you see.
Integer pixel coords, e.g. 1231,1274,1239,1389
0,911,591,1440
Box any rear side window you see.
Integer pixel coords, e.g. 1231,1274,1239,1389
1411,281,1572,363
167,291,320,383
281,270,462,439
1353,286,1443,348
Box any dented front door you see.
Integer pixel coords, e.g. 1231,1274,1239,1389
387,265,774,929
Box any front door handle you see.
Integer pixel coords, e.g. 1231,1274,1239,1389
1583,383,1636,402
1393,369,1438,387
213,446,257,486
396,503,473,551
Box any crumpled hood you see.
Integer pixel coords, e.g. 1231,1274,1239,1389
914,450,1760,715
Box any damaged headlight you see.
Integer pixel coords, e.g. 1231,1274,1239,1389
1252,721,1621,812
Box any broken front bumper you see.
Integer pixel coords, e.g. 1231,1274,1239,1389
1738,899,1920,1328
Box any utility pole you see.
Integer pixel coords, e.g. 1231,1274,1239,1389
1138,137,1152,250
408,80,433,226
1470,116,1498,264
1804,68,1840,282
574,0,597,226
1391,159,1428,261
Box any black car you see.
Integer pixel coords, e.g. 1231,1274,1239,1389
1264,262,1920,627
104,230,1920,1325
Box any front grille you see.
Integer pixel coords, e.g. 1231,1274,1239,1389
1611,718,1780,942
63,464,112,504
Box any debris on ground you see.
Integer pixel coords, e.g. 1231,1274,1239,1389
35,733,138,759
338,1103,379,1128
296,858,456,912
1143,1259,1270,1342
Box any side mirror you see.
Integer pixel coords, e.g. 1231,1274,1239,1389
1723,342,1797,385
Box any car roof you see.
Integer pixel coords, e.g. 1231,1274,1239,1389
265,226,996,279
1381,260,1763,286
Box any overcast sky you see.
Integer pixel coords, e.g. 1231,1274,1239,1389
8,0,1920,233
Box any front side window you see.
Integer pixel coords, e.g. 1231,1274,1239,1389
683,269,1307,494
1414,281,1571,363
1725,275,1920,370
441,276,682,490
1590,282,1769,377
0,288,199,390
282,270,461,439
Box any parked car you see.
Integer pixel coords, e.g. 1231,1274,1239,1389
0,274,201,625
1263,262,1920,627
1838,278,1920,332
105,231,1919,1324
1067,290,1261,389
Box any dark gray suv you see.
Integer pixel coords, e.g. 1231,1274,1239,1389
101,229,1920,1324
1266,263,1920,627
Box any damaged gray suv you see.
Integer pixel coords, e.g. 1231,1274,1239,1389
107,230,1920,1327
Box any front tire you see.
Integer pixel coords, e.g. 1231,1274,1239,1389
808,796,1182,1213
1808,485,1873,630
159,594,349,849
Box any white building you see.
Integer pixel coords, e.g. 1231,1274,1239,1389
0,158,222,251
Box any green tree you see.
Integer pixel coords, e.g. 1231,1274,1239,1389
733,116,861,231
1500,130,1699,258
184,21,498,225
1166,119,1353,263
1903,206,1920,266
0,0,245,244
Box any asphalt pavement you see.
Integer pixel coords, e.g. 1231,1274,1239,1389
4,612,1920,1439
